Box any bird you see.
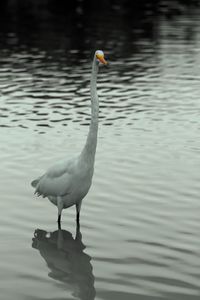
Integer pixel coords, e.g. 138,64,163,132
31,50,108,228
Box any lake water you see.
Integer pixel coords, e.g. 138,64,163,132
1,2,200,300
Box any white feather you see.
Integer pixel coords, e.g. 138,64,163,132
31,50,106,225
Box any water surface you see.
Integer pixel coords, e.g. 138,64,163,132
1,2,200,300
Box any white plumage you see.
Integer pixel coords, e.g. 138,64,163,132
31,50,107,227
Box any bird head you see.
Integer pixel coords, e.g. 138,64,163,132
95,50,108,65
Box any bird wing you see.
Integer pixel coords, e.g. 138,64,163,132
32,157,77,198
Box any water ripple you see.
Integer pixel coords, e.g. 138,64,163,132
1,3,200,300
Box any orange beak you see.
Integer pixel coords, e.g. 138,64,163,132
96,54,108,65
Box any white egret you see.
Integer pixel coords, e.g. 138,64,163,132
31,50,108,228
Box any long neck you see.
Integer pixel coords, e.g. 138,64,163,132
81,56,99,163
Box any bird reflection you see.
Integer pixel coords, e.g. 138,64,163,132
32,225,96,300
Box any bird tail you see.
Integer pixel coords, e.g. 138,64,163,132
31,178,40,188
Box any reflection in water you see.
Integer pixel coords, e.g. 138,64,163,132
32,225,95,300
1,1,200,299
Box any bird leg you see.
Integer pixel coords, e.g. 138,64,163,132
57,214,61,229
76,202,81,225
75,221,81,241
57,197,63,229
76,211,80,225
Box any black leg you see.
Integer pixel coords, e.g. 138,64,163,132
76,211,80,225
57,214,61,229
76,203,81,226
75,221,81,241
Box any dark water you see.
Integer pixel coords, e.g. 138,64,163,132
1,1,200,299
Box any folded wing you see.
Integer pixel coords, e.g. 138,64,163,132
32,158,77,198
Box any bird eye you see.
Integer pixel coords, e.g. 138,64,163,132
96,50,104,57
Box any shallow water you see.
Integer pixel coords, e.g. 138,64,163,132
1,2,200,300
